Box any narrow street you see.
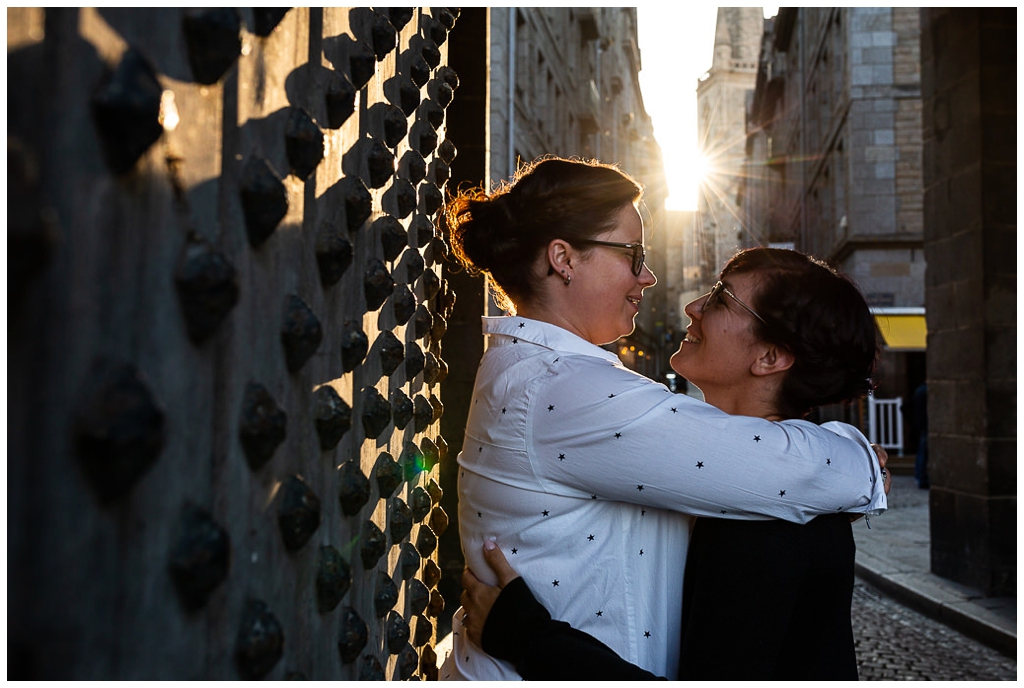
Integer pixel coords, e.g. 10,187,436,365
853,578,1016,680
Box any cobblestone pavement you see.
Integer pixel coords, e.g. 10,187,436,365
853,578,1017,680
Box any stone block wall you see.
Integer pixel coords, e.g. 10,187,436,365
920,7,1016,596
9,7,459,679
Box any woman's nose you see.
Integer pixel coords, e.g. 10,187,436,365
640,263,657,287
684,296,703,320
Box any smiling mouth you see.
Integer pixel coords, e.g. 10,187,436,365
684,332,702,344
627,297,641,306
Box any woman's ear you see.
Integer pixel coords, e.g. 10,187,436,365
546,239,574,277
751,345,795,377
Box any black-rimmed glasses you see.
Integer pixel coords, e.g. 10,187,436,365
705,281,768,326
573,240,647,276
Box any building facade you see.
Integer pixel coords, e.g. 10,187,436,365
742,7,927,440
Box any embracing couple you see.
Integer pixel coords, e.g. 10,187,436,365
440,156,889,680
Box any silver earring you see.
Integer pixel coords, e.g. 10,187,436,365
563,274,571,286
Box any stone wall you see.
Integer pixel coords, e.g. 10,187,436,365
920,7,1016,596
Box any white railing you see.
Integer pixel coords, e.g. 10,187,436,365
867,395,904,452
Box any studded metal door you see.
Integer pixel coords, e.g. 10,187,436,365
9,7,458,680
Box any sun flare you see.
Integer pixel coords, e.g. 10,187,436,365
664,151,712,211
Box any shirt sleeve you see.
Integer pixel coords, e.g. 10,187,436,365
527,355,887,523
482,576,665,681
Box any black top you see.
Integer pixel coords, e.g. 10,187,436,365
482,513,857,680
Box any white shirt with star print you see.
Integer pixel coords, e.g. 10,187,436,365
440,316,887,681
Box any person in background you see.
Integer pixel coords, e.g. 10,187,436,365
460,247,888,680
439,157,887,681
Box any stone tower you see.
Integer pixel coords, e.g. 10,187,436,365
694,7,764,291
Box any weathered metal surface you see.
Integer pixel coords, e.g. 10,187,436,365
348,40,376,89
359,519,387,569
90,48,163,175
358,655,385,680
174,233,240,343
396,76,421,117
340,320,369,373
391,284,416,325
284,108,324,180
387,8,414,31
240,157,288,248
360,387,392,438
388,178,418,219
316,545,352,613
419,267,441,300
386,610,411,653
376,215,408,261
398,542,420,580
420,182,444,215
399,440,425,481
363,259,395,311
324,72,356,129
407,578,429,616
422,560,441,590
412,614,433,647
409,484,431,521
315,222,353,286
382,104,408,147
366,137,395,189
338,460,370,516
10,7,451,679
313,385,351,451
235,599,284,680
343,176,373,232
337,606,368,664
374,571,399,619
411,304,432,340
373,451,402,498
401,150,427,184
72,359,166,502
404,341,425,380
422,349,441,384
251,8,291,36
168,504,230,610
438,137,457,164
415,524,437,557
428,505,448,537
280,295,322,373
388,497,413,543
182,8,241,85
425,478,443,505
412,394,433,433
238,382,287,471
277,475,321,550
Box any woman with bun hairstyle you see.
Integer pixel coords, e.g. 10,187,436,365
439,156,886,681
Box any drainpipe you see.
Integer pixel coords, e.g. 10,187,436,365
595,39,601,159
508,8,515,177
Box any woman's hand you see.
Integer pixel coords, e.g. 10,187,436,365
872,443,892,496
460,540,521,648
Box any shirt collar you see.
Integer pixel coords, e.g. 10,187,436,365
481,316,622,363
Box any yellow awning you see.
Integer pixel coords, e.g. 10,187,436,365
874,314,927,351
